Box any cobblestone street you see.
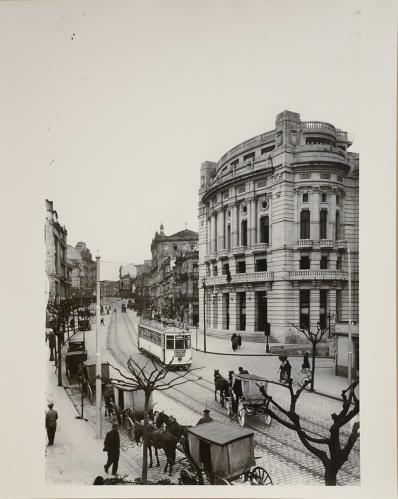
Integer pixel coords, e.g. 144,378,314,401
61,305,359,486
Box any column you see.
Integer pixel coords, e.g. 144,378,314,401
231,204,239,248
250,198,257,246
311,190,320,241
218,209,225,251
310,287,320,331
229,291,238,332
329,288,337,320
329,192,337,240
246,202,251,247
211,294,218,329
207,217,211,255
211,213,217,253
246,288,255,332
217,292,224,330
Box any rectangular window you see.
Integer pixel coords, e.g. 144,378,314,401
319,289,328,329
336,255,342,270
300,255,310,270
185,337,191,349
320,210,328,239
173,245,178,251
261,145,275,154
299,290,310,329
243,152,255,161
302,193,308,203
175,337,184,350
336,290,342,322
166,336,174,349
222,263,229,275
260,216,269,244
336,195,340,205
255,259,267,272
300,210,310,239
320,255,328,269
236,261,246,273
241,219,248,246
321,193,327,203
231,159,239,167
213,264,218,276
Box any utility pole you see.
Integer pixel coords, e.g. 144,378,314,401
96,252,102,439
347,246,352,386
202,276,207,353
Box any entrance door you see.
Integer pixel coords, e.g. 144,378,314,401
239,293,246,331
225,294,230,330
257,291,267,332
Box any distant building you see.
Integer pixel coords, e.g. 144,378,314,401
118,263,136,298
100,280,120,298
198,110,359,375
45,199,69,303
67,242,97,300
149,223,199,324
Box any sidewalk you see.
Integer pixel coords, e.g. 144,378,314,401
45,324,141,485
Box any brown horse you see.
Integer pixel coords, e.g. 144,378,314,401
132,422,177,475
214,369,230,406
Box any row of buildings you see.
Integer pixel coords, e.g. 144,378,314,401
45,199,97,304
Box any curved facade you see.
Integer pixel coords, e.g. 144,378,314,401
198,110,359,343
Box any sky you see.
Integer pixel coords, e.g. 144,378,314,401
0,0,379,282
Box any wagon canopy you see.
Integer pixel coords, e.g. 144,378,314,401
187,421,255,480
233,373,268,401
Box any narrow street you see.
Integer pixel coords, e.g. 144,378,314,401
98,301,360,486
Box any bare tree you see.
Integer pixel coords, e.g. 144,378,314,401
257,378,359,485
288,314,334,391
107,356,202,484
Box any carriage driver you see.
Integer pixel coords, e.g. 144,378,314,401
197,408,213,425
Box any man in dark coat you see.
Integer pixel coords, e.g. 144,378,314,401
196,408,213,425
45,402,58,445
47,331,56,361
104,423,120,475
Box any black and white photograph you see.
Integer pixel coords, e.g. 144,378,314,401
1,0,396,498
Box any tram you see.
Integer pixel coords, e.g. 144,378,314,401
137,318,192,369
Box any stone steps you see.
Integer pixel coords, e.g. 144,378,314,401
205,329,278,343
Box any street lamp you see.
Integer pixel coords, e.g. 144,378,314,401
95,252,102,439
264,322,271,353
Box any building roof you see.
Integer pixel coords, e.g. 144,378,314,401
187,421,254,446
168,229,198,239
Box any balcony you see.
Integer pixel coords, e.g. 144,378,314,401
319,239,334,248
252,243,269,253
336,240,347,250
288,270,347,281
232,246,247,256
206,271,274,286
298,239,313,248
217,249,230,258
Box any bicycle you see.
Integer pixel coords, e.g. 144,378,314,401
298,368,312,390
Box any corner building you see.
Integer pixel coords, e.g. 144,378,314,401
198,111,359,344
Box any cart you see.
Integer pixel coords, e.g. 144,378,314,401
226,373,272,428
111,382,153,440
183,420,272,485
65,339,88,382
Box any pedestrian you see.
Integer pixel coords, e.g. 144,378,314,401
103,422,120,475
231,337,239,352
107,308,110,315
196,408,213,425
100,318,105,326
48,331,56,361
238,366,249,375
45,402,58,446
237,334,242,349
302,352,310,371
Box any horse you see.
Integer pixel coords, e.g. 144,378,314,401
155,411,190,442
214,369,230,406
132,421,178,475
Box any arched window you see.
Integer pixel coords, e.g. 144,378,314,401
226,224,231,249
300,210,310,239
320,209,328,240
260,216,269,244
335,211,341,240
241,219,248,246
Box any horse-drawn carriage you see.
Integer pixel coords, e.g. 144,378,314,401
182,420,272,485
226,373,272,427
65,339,88,381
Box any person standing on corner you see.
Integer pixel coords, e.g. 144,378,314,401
103,422,120,475
45,402,58,446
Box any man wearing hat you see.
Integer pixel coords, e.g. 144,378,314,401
196,408,213,425
45,402,58,446
103,422,120,475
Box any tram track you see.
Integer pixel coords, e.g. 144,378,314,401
109,311,359,484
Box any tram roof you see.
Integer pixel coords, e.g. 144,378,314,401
139,319,190,334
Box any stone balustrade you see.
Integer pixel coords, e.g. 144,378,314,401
206,271,274,286
288,270,347,280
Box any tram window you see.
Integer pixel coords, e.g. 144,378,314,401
185,337,191,349
166,336,174,349
175,337,184,350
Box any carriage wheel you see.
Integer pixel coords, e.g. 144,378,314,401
249,466,272,485
213,474,232,485
264,414,272,426
124,417,134,441
238,402,246,427
87,384,94,405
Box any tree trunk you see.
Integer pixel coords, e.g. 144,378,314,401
57,333,62,387
310,341,316,391
141,392,150,484
324,465,338,486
